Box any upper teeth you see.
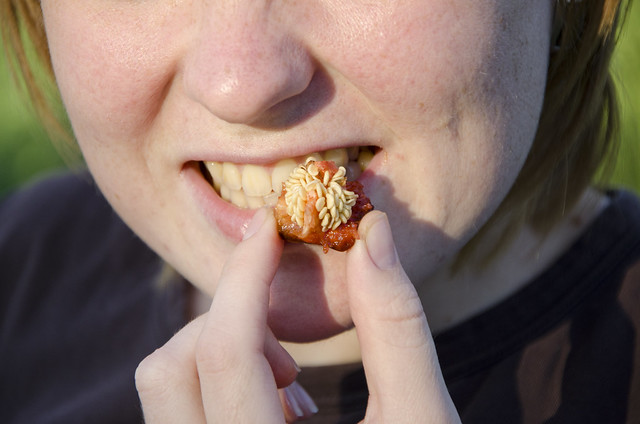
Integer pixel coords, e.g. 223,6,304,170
204,147,373,209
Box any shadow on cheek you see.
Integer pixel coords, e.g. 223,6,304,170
364,173,454,279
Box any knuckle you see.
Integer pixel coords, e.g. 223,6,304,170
380,285,425,323
374,288,431,348
135,348,189,400
195,328,243,378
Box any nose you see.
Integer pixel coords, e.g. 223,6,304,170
183,3,315,125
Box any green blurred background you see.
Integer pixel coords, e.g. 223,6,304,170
1,4,639,197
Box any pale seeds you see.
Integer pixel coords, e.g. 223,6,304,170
284,158,358,232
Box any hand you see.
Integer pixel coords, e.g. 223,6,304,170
135,208,460,423
135,207,315,423
345,211,461,423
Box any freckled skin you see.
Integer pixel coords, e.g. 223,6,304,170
41,1,553,340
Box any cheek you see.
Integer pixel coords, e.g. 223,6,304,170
332,3,549,271
314,3,496,128
42,4,183,256
43,3,183,146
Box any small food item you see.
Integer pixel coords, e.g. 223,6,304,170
274,158,374,252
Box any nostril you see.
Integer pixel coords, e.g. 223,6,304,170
250,67,336,129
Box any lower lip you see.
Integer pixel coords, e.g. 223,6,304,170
182,162,255,242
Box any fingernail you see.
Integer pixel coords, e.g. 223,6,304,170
284,385,305,418
242,207,268,240
364,213,399,270
292,381,319,415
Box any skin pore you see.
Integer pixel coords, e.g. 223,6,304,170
39,0,562,360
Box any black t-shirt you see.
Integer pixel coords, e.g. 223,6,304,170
299,190,640,423
2,172,640,423
0,173,187,423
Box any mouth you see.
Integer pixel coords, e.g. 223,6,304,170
199,146,378,209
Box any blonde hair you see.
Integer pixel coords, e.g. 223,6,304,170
510,0,624,226
1,1,71,145
1,0,631,258
460,0,629,263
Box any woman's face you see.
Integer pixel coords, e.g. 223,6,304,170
41,0,552,341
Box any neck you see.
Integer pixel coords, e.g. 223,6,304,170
420,188,609,334
281,328,362,367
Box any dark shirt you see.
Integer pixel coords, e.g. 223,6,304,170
299,189,640,423
0,172,186,423
1,172,640,423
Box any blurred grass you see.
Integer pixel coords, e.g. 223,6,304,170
1,4,639,197
0,49,67,197
611,0,640,190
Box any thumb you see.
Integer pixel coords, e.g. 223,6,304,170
346,211,459,423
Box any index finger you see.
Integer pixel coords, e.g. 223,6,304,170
204,207,282,348
196,208,287,422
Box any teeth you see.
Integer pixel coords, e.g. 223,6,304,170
264,192,279,207
242,164,272,197
222,162,242,190
271,159,298,195
357,149,374,171
204,161,223,191
230,189,248,208
204,147,375,209
323,148,349,167
220,185,231,202
306,152,323,162
246,195,266,209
